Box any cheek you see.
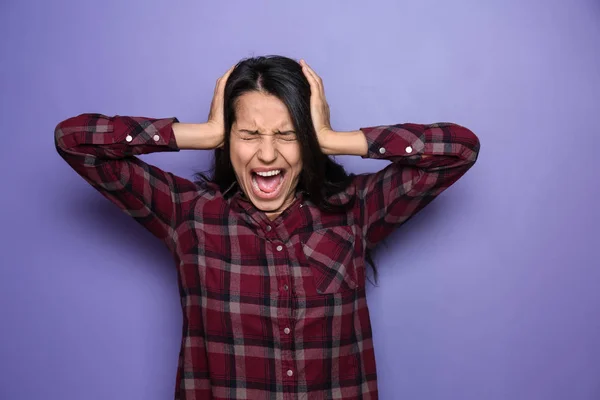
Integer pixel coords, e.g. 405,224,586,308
288,145,303,171
230,143,254,172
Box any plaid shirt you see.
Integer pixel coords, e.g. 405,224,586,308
55,114,480,400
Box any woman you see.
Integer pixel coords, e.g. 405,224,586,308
55,56,480,400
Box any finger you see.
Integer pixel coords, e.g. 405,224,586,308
301,61,324,97
301,61,319,87
219,66,235,87
215,65,236,94
301,62,320,94
222,64,236,80
305,69,325,101
301,60,324,93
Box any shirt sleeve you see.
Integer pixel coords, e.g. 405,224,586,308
54,113,200,248
352,122,480,249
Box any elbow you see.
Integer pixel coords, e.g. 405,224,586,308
54,114,83,154
54,120,65,152
54,113,88,152
455,124,480,166
54,118,71,154
469,131,481,166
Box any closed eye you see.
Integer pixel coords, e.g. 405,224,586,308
277,131,297,141
236,129,297,141
238,130,260,140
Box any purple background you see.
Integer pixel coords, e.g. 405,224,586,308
1,0,599,399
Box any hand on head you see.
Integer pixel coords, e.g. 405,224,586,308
299,59,334,147
207,65,236,148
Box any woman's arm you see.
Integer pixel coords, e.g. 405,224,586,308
327,123,480,248
54,114,206,245
300,59,480,248
172,122,223,150
55,67,233,247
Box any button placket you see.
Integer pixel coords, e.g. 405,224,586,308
274,243,290,294
271,238,294,385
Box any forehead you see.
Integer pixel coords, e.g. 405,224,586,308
234,91,294,130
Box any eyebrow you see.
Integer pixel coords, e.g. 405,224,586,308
237,129,296,135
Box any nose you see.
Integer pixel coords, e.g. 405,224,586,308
257,138,278,163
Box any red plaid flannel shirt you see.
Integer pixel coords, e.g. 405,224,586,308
55,114,480,400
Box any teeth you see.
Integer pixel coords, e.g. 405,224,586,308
255,170,281,177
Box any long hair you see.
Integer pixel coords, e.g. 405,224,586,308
195,55,377,278
196,55,352,210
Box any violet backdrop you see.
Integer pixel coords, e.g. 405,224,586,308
1,0,599,399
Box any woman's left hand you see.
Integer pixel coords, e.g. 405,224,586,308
300,60,334,148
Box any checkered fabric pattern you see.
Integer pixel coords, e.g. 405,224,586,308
55,114,480,400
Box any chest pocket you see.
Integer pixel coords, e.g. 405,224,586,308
300,226,358,294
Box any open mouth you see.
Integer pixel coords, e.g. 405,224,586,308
251,169,286,199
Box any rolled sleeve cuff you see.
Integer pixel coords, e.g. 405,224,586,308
360,125,425,160
113,116,180,153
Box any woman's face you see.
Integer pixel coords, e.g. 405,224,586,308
230,91,303,218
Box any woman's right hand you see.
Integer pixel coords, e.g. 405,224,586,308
206,65,236,148
172,65,235,150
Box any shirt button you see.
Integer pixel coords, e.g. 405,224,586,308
266,225,272,232
153,134,160,142
405,146,413,154
284,327,290,335
283,284,289,291
276,245,283,252
125,135,133,142
379,147,386,154
287,370,293,377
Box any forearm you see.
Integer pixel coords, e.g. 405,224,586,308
349,123,480,247
54,113,199,243
320,130,369,156
172,122,222,150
